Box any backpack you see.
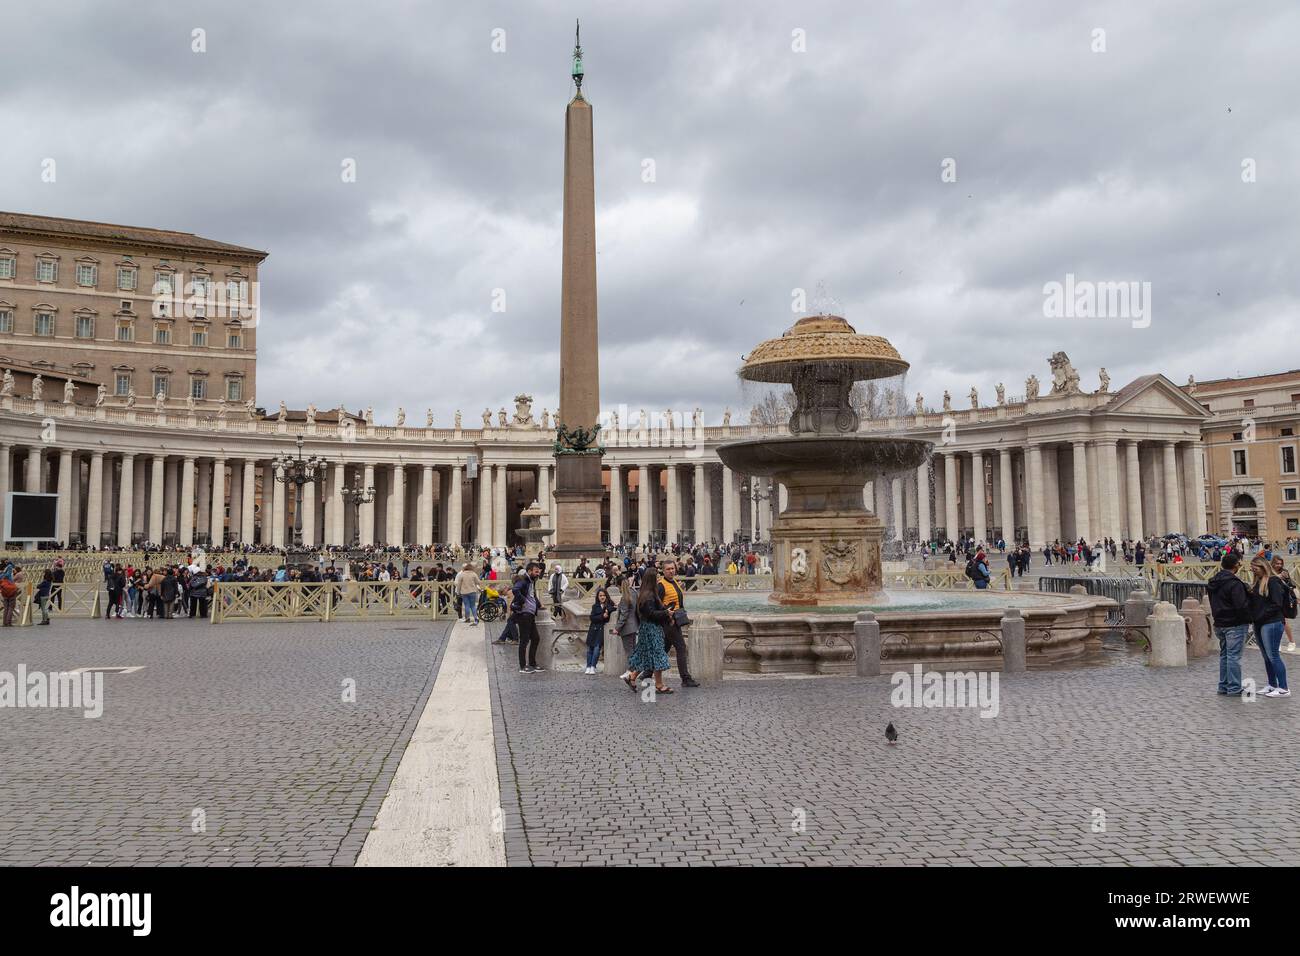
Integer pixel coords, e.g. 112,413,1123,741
0,578,17,600
964,558,977,580
1281,582,1298,620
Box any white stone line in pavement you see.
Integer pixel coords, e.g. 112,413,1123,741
356,622,505,867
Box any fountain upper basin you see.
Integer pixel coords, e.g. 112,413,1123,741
717,435,931,484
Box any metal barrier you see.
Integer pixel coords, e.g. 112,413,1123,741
1037,575,1151,606
210,580,458,623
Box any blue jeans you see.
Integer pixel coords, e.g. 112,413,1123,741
585,624,604,668
1257,620,1287,690
462,593,479,623
1216,624,1249,694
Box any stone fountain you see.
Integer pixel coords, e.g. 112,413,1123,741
718,314,931,606
515,500,553,551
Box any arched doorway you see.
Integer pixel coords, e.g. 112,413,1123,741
1231,493,1259,536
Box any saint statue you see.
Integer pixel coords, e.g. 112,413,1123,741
306,404,317,425
125,385,136,408
915,392,924,414
969,386,979,409
365,406,374,425
723,407,732,426
540,408,550,429
155,389,166,412
186,392,196,411
1098,368,1110,393
482,408,492,428
1025,374,1040,400
996,383,1006,405
278,401,288,423
0,369,13,397
245,397,257,419
498,408,508,427
63,379,75,404
693,407,702,429
396,407,405,427
426,409,434,427
942,390,952,413
95,383,106,407
32,374,43,401
454,409,462,429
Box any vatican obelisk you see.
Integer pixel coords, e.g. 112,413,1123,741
550,21,605,560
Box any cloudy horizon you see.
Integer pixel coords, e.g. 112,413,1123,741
2,0,1297,425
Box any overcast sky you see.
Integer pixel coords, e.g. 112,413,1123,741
3,0,1297,424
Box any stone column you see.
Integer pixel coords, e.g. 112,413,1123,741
1086,442,1100,540
1096,440,1119,542
664,464,681,545
102,456,116,545
55,449,73,543
998,448,1015,544
1072,441,1090,543
0,445,9,541
1162,441,1181,534
208,459,225,547
1042,447,1060,542
195,459,211,540
694,463,709,544
25,447,42,492
148,456,165,544
1125,441,1143,541
608,465,623,546
1026,444,1045,548
179,457,196,546
419,465,434,546
476,462,491,547
271,465,286,548
722,466,737,544
86,451,104,547
1186,442,1207,537
969,451,986,544
537,463,552,544
943,452,959,541
447,464,463,548
302,472,317,547
388,463,406,546
131,457,145,540
891,476,904,543
903,471,917,537
637,464,651,546
916,461,931,543
492,463,507,549
240,461,257,544
115,454,133,548
361,463,376,545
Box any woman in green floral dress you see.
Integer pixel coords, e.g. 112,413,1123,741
625,567,673,694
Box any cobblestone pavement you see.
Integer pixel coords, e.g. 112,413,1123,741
487,636,1300,866
0,618,449,866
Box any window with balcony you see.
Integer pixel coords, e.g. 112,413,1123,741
76,264,97,287
75,315,94,339
115,374,131,396
34,313,54,336
36,259,57,282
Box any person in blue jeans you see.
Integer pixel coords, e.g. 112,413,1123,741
1249,555,1290,698
1207,552,1252,695
584,587,612,675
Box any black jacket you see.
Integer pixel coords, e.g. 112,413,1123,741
636,594,672,627
1249,577,1287,627
1207,570,1251,627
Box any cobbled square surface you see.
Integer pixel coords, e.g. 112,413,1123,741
487,638,1300,866
0,618,449,866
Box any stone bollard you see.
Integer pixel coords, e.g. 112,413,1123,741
1068,584,1088,596
1179,598,1212,658
1000,607,1027,673
1147,601,1188,667
1123,588,1154,644
535,608,557,670
687,613,724,682
602,621,627,675
854,611,881,677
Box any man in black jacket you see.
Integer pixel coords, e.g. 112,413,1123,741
1207,552,1252,695
512,562,544,673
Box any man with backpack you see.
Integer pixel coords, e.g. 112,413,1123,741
965,550,991,589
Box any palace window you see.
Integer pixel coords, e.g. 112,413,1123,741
153,271,174,294
1283,447,1297,475
190,377,207,400
191,328,208,347
75,315,94,339
226,377,242,401
1284,487,1298,503
227,331,242,349
153,375,169,398
0,310,11,333
36,259,57,282
117,267,137,291
116,321,134,342
0,256,15,279
34,312,54,336
1233,449,1247,476
191,275,209,297
153,323,171,345
115,373,131,396
76,264,98,287
1283,427,1295,437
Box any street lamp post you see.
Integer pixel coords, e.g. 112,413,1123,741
272,434,325,556
339,480,376,549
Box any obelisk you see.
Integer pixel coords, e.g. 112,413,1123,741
550,20,605,560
